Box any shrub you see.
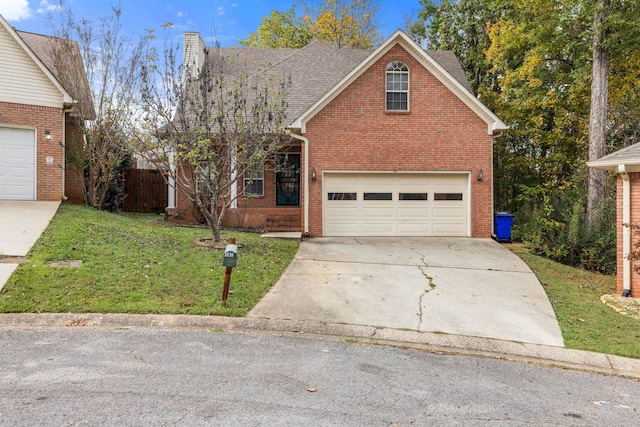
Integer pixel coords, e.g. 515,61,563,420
513,180,616,275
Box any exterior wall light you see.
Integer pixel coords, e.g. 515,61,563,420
312,168,317,181
477,169,484,181
45,130,51,140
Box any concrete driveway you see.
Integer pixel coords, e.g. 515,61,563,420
249,237,564,347
0,201,60,289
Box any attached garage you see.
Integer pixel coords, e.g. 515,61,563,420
323,172,469,236
0,127,36,200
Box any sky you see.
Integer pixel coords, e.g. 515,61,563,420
0,0,423,46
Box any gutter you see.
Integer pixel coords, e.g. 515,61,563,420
618,164,632,297
287,130,309,236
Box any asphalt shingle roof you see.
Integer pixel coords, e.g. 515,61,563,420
426,50,475,94
211,40,475,125
17,30,95,120
590,142,640,167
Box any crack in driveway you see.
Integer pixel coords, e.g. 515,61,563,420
412,248,436,330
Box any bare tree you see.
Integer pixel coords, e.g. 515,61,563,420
48,2,146,209
138,28,291,242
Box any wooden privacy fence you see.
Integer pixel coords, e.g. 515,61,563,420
123,169,168,214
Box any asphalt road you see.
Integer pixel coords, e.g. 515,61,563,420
0,329,638,426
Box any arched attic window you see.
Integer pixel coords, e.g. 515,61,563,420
386,60,409,111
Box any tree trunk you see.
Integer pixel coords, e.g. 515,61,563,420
587,0,610,228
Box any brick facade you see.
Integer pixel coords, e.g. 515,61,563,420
617,173,640,297
169,43,497,237
0,101,64,201
304,45,493,237
168,148,304,231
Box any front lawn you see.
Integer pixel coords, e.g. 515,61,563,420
2,206,639,359
0,204,299,316
510,245,640,359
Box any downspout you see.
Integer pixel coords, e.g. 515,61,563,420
287,130,310,236
618,164,631,297
61,103,76,202
230,151,237,209
61,110,67,201
167,151,176,209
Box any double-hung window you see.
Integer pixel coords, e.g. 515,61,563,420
244,169,264,196
386,60,409,111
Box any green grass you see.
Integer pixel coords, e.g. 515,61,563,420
510,245,640,358
3,205,639,358
0,204,299,316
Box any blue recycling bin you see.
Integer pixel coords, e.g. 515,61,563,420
494,212,514,243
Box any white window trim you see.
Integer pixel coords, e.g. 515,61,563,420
385,60,409,112
244,169,264,197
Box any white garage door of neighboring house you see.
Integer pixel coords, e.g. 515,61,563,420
0,127,36,200
323,173,469,237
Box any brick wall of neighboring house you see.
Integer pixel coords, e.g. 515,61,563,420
304,45,494,237
64,115,85,204
618,173,640,297
0,101,64,201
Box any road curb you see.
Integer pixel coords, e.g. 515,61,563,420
1,312,638,380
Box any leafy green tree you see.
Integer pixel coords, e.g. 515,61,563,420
302,0,381,48
409,0,503,94
412,0,640,272
486,0,592,207
239,0,381,49
586,0,640,226
239,9,311,48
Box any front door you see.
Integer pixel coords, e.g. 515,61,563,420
276,154,300,206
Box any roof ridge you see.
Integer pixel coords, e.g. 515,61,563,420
257,45,305,72
16,29,61,40
218,45,302,76
250,39,350,72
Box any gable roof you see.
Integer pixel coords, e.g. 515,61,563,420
0,13,74,107
208,36,483,132
587,142,640,172
427,50,474,94
290,30,507,136
16,30,95,120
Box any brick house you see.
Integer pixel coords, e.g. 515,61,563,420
168,30,507,238
588,144,640,297
0,13,94,203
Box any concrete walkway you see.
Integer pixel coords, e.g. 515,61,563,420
249,237,564,347
0,201,60,290
0,201,60,256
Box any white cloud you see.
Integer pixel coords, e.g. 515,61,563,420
217,6,224,16
0,0,32,21
177,11,185,18
36,0,61,14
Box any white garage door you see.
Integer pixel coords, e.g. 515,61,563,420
324,173,468,236
0,127,36,200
